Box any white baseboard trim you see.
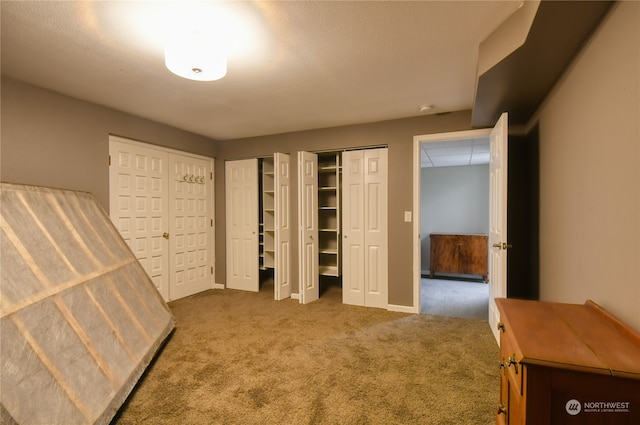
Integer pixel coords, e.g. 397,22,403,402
387,304,417,314
213,283,225,290
291,293,300,300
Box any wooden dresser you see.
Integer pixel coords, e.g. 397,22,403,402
429,234,488,281
496,298,640,424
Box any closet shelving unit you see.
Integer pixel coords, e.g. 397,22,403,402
261,157,275,270
317,152,341,277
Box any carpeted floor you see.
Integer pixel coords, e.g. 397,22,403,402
420,278,489,320
112,282,499,425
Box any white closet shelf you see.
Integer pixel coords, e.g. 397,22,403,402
319,265,339,276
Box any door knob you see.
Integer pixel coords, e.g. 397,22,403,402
492,243,502,249
162,232,169,239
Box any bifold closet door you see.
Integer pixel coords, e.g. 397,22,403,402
342,148,388,308
297,151,319,304
226,158,259,292
274,153,292,300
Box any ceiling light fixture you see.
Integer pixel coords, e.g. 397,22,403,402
164,30,227,81
419,105,434,113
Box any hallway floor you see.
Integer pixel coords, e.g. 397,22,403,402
420,277,488,320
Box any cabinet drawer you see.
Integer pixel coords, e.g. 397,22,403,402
499,324,523,397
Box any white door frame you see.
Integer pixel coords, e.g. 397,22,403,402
411,128,492,314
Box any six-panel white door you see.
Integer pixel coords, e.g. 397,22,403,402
169,154,214,300
225,159,259,292
489,113,509,343
342,148,388,308
274,153,292,300
297,151,319,304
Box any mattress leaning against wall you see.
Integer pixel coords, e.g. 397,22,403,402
0,182,176,425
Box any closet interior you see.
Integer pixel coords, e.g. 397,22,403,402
317,152,342,280
259,156,275,273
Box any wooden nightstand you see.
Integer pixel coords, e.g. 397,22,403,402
495,298,640,424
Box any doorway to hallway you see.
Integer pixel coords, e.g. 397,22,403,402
413,129,492,320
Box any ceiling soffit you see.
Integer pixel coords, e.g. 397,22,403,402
472,0,614,128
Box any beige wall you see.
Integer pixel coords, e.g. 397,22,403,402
1,75,473,308
3,1,637,321
535,1,640,330
216,111,474,305
1,77,217,209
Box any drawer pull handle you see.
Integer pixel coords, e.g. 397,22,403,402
497,322,505,333
508,355,519,374
497,404,507,415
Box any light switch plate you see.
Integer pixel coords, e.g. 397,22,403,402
404,211,412,222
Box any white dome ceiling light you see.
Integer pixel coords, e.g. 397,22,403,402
164,29,227,81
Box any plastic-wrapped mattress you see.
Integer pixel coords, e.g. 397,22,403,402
1,183,176,424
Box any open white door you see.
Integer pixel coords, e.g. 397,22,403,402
226,159,259,292
274,153,291,300
297,151,319,304
489,113,508,343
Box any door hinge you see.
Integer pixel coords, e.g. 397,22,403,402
210,266,213,275
108,155,111,166
210,219,213,227
210,172,213,180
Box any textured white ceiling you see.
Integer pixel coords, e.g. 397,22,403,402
1,1,521,141
421,137,490,168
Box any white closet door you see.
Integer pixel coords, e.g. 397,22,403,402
169,154,214,300
274,153,291,300
297,151,319,304
109,140,170,301
342,148,388,308
226,159,259,292
342,150,365,306
362,148,388,308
